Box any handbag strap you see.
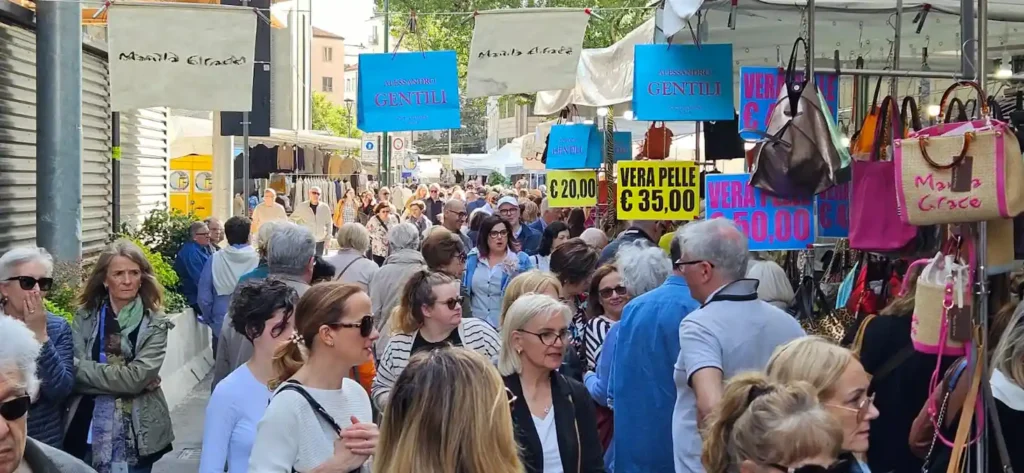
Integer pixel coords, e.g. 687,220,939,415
983,373,1015,473
943,98,969,124
784,37,811,115
987,95,1006,122
276,382,344,435
870,96,901,162
901,96,923,133
946,343,983,473
334,257,362,281
938,81,989,123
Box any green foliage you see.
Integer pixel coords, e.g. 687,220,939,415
44,299,74,322
118,209,195,262
312,91,361,139
164,291,187,315
487,171,508,187
43,260,86,322
413,97,488,154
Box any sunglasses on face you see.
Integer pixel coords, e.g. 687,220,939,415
327,315,374,338
436,296,464,310
769,460,848,473
0,395,30,421
449,210,468,219
598,285,628,299
6,276,54,291
310,191,320,195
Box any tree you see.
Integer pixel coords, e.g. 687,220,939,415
311,92,361,138
414,97,488,155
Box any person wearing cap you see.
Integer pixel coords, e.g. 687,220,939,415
496,196,541,256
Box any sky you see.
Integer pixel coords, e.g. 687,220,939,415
312,0,374,45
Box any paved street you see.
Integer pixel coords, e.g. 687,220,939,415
153,374,212,473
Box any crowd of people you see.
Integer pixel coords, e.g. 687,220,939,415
1,178,1023,473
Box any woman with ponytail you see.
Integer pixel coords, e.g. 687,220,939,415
249,282,380,473
702,373,845,473
371,269,500,410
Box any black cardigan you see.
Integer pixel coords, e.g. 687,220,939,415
503,372,606,473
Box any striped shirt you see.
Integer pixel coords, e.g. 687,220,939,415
584,315,615,371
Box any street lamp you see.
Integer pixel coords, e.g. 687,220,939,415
344,98,354,136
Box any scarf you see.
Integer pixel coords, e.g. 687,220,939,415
90,299,145,472
115,297,145,337
212,245,259,295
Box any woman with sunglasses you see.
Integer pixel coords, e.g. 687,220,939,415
0,247,74,449
200,279,298,473
702,372,845,473
0,316,94,473
372,270,499,410
582,265,628,372
499,294,605,473
375,347,523,473
249,282,379,473
766,336,880,473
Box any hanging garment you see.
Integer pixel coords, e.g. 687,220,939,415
702,112,745,160
276,145,294,171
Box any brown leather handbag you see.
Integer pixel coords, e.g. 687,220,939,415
749,37,848,198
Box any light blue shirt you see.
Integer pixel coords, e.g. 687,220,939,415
199,364,272,473
470,250,516,328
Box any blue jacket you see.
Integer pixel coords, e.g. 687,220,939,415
238,263,270,283
27,314,76,448
463,249,534,327
515,223,542,256
174,241,212,306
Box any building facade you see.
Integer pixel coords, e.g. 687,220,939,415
312,26,346,105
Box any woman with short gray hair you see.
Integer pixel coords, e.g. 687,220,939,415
368,223,427,357
617,242,673,297
0,246,75,448
0,316,95,473
498,294,605,473
325,223,379,290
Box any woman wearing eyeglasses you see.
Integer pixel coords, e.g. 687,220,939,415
582,265,628,372
766,336,880,473
702,373,845,473
421,229,473,320
199,279,298,473
499,294,605,473
372,270,499,410
249,282,380,473
465,215,534,328
0,247,74,449
374,347,523,473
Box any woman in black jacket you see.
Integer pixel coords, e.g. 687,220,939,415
498,293,605,473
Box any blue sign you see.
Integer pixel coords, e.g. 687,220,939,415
357,51,461,133
816,182,850,238
613,132,632,162
364,142,375,151
739,66,840,139
546,124,601,170
633,44,735,121
705,174,815,251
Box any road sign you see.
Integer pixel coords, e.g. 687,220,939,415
392,136,406,151
362,134,379,161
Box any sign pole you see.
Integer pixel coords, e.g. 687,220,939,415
240,0,251,204
376,135,382,184
380,0,391,187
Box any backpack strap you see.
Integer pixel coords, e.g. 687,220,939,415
983,376,1014,473
275,381,343,435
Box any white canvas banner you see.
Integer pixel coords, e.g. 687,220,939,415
107,3,257,112
466,9,590,98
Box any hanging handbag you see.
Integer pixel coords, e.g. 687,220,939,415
850,75,885,155
894,81,1024,225
850,96,919,251
640,122,673,160
750,37,849,198
908,250,971,356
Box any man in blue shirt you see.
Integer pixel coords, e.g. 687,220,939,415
610,236,699,473
174,221,213,318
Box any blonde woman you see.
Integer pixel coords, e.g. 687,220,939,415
500,270,563,327
766,336,880,473
374,348,523,473
702,373,846,473
498,294,605,473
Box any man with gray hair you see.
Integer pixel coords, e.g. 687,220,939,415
203,216,224,251
671,218,804,473
0,317,95,472
212,223,316,388
290,186,333,255
174,221,213,318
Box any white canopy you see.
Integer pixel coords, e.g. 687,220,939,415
169,115,360,158
453,139,524,175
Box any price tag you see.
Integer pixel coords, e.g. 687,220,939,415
548,170,598,207
616,161,700,220
705,173,815,250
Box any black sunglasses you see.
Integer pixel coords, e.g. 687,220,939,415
0,396,30,421
598,285,628,299
437,296,464,310
6,276,53,291
327,315,374,338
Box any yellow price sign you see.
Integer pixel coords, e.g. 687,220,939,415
617,161,700,220
548,170,598,207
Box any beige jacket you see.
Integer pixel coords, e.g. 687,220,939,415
290,200,333,242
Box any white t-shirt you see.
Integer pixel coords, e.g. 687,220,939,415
249,378,373,472
532,406,564,473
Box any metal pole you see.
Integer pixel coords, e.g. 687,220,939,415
892,0,904,97
242,0,252,202
381,0,391,187
807,0,815,75
111,112,121,233
961,0,976,79
36,0,82,260
832,67,1001,80
376,135,382,181
974,0,988,471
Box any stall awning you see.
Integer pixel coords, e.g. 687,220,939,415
11,0,285,27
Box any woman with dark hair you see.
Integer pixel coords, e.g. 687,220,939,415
567,208,586,238
466,208,489,244
464,215,534,328
366,202,397,266
248,282,379,472
531,221,570,272
65,239,173,472
200,279,298,473
371,270,499,410
549,238,599,375
421,229,473,320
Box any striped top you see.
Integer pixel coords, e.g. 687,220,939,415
584,315,616,371
371,318,500,409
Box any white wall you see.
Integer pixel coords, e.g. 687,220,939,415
158,308,214,410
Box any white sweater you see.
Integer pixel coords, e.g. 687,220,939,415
248,378,373,473
371,318,500,409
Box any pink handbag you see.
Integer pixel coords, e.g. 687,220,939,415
850,96,918,251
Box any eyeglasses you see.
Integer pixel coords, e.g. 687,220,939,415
327,315,374,338
310,191,321,195
826,393,876,422
6,276,54,291
457,253,468,263
769,460,849,473
0,395,30,421
517,328,570,347
448,210,468,219
195,232,210,237
598,285,628,299
489,230,508,239
499,208,519,216
436,296,464,310
675,259,715,269
505,387,517,405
